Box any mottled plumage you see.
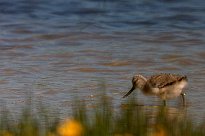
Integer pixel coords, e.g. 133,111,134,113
148,73,187,88
123,73,188,106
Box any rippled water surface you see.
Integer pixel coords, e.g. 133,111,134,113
0,0,205,120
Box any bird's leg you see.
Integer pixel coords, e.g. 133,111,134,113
163,100,167,106
181,93,186,106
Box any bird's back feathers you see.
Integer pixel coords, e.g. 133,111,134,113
147,73,187,88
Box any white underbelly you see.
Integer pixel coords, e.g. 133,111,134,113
157,80,188,100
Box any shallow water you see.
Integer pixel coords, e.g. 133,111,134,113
0,0,205,120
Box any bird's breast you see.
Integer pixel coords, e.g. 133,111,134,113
142,84,160,95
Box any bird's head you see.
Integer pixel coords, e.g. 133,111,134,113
123,74,147,98
132,75,147,88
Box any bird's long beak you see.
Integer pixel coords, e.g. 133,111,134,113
122,86,135,98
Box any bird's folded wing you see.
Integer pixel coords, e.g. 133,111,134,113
148,74,187,88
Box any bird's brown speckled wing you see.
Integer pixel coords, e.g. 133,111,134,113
147,73,187,88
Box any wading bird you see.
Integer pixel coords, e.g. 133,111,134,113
123,73,188,106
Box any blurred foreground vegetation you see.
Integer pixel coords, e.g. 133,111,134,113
0,89,205,136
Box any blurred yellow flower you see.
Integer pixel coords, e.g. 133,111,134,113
1,131,13,136
149,125,167,136
57,119,84,136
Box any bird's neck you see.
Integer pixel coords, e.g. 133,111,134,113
137,77,147,91
138,81,146,91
